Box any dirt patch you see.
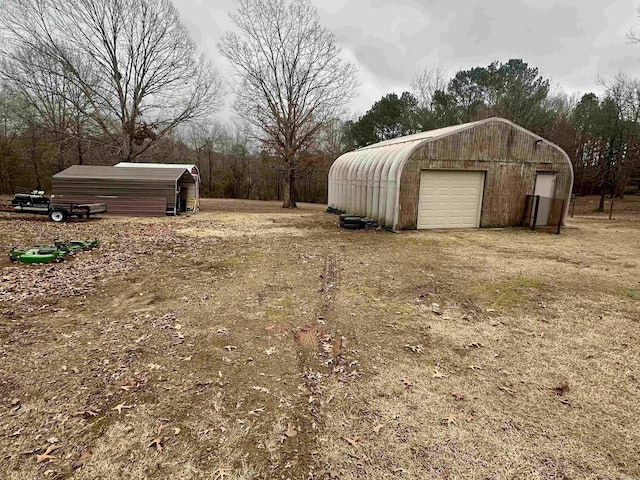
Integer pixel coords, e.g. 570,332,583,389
294,322,327,350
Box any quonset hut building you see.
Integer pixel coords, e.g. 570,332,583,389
328,117,573,230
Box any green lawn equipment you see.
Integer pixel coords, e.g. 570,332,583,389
57,239,99,252
9,245,68,264
8,239,99,264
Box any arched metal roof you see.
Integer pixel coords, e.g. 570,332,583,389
329,120,485,226
328,117,574,228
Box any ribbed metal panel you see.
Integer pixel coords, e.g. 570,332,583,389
327,117,574,230
115,163,201,209
52,165,196,216
52,195,167,216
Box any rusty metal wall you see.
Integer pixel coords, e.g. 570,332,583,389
398,121,573,229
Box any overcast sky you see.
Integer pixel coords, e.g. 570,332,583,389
174,0,640,119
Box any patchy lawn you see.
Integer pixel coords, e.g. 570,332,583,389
0,197,639,480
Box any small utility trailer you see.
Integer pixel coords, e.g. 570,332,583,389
0,191,107,222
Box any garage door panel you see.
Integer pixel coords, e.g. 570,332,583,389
417,170,485,229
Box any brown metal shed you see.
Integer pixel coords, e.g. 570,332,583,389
51,165,196,216
328,117,574,230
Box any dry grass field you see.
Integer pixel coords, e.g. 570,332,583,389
0,196,639,480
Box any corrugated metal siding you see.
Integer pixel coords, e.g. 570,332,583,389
398,121,573,229
51,195,167,216
115,163,201,208
52,178,177,210
328,118,573,230
51,165,197,216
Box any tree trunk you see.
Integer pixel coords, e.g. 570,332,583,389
123,121,135,162
208,149,213,197
55,139,65,172
77,138,84,165
282,166,297,208
30,132,42,191
598,183,606,212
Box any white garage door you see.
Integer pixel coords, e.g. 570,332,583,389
417,170,485,229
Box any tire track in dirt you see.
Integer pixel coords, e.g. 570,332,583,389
275,254,345,479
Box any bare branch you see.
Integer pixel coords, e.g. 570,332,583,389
218,0,357,207
0,0,222,161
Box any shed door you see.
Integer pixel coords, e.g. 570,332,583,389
534,172,556,226
417,170,485,229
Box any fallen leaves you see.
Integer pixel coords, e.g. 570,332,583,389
119,372,149,392
77,449,92,461
213,467,231,480
71,449,92,469
373,424,384,434
432,368,448,379
548,381,569,396
111,402,133,414
498,386,517,397
343,435,363,449
404,344,423,353
36,454,57,464
36,444,61,463
442,414,456,427
285,423,297,437
148,425,165,453
148,436,163,453
71,409,99,418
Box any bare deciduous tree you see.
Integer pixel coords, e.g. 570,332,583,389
218,0,357,208
1,45,95,170
183,121,229,197
411,65,448,110
0,0,222,162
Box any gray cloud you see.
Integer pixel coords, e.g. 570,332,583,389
173,0,640,118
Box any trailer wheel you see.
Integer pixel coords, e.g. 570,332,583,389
49,209,67,223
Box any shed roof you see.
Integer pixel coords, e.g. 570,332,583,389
358,119,484,151
115,162,200,175
53,165,195,183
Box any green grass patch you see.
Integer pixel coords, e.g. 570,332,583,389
471,276,545,310
265,296,298,320
617,288,640,300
